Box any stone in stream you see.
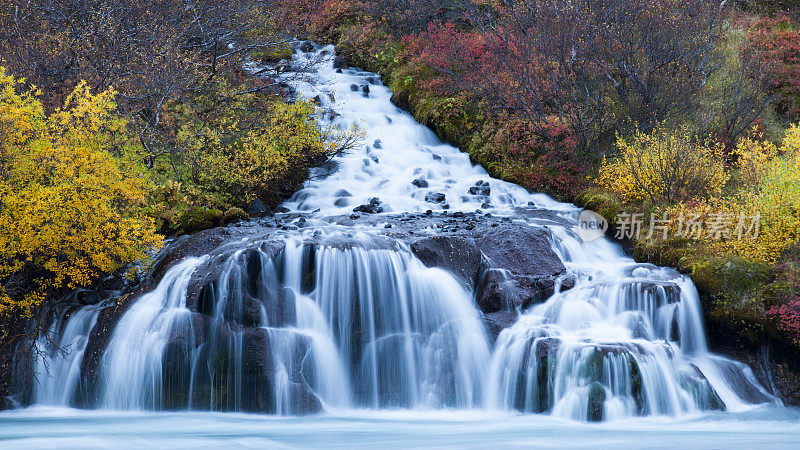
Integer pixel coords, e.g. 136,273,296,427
352,197,384,214
412,178,429,188
425,192,446,203
299,41,314,53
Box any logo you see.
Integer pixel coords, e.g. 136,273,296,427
577,209,608,242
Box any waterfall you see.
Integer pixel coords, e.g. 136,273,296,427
28,43,776,421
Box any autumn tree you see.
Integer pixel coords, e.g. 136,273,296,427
0,69,162,318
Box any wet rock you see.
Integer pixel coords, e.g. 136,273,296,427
333,56,347,69
483,310,518,342
412,178,429,188
409,236,483,289
425,192,446,203
299,41,314,53
587,382,606,422
248,199,268,217
468,181,491,196
353,197,384,214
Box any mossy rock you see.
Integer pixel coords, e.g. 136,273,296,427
179,207,223,234
223,207,248,224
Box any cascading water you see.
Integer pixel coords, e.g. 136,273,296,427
27,43,778,423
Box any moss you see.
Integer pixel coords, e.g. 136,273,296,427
222,207,248,224
179,207,223,234
250,43,293,63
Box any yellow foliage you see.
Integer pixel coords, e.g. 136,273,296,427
596,127,728,204
734,130,778,187
665,124,800,263
0,69,162,317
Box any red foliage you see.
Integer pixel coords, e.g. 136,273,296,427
485,119,590,200
747,17,800,119
400,22,501,96
768,299,800,345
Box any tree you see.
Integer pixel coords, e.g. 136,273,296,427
0,69,162,317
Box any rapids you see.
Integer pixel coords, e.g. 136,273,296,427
11,42,798,444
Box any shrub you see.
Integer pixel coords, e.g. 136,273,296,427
664,124,800,263
596,128,728,204
747,17,800,120
0,70,162,316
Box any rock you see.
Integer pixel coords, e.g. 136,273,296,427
587,382,606,422
333,56,347,68
425,192,446,203
353,197,384,214
412,178,429,188
483,310,518,342
223,207,248,224
410,236,483,289
468,181,491,196
335,189,352,197
299,41,314,52
477,226,565,280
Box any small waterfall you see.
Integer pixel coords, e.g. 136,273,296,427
27,43,777,421
34,302,105,406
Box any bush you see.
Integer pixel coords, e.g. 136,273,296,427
747,17,800,120
0,70,162,316
664,123,800,263
597,128,728,204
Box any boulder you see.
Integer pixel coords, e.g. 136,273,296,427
409,236,483,289
299,41,314,52
353,197,384,214
412,178,429,188
425,192,446,203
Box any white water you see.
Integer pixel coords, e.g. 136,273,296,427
9,43,800,446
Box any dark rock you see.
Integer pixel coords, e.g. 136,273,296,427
333,56,347,69
412,178,429,188
299,41,314,52
410,236,483,289
483,310,518,342
468,182,491,196
425,192,446,203
478,227,565,280
587,382,606,422
353,197,384,214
